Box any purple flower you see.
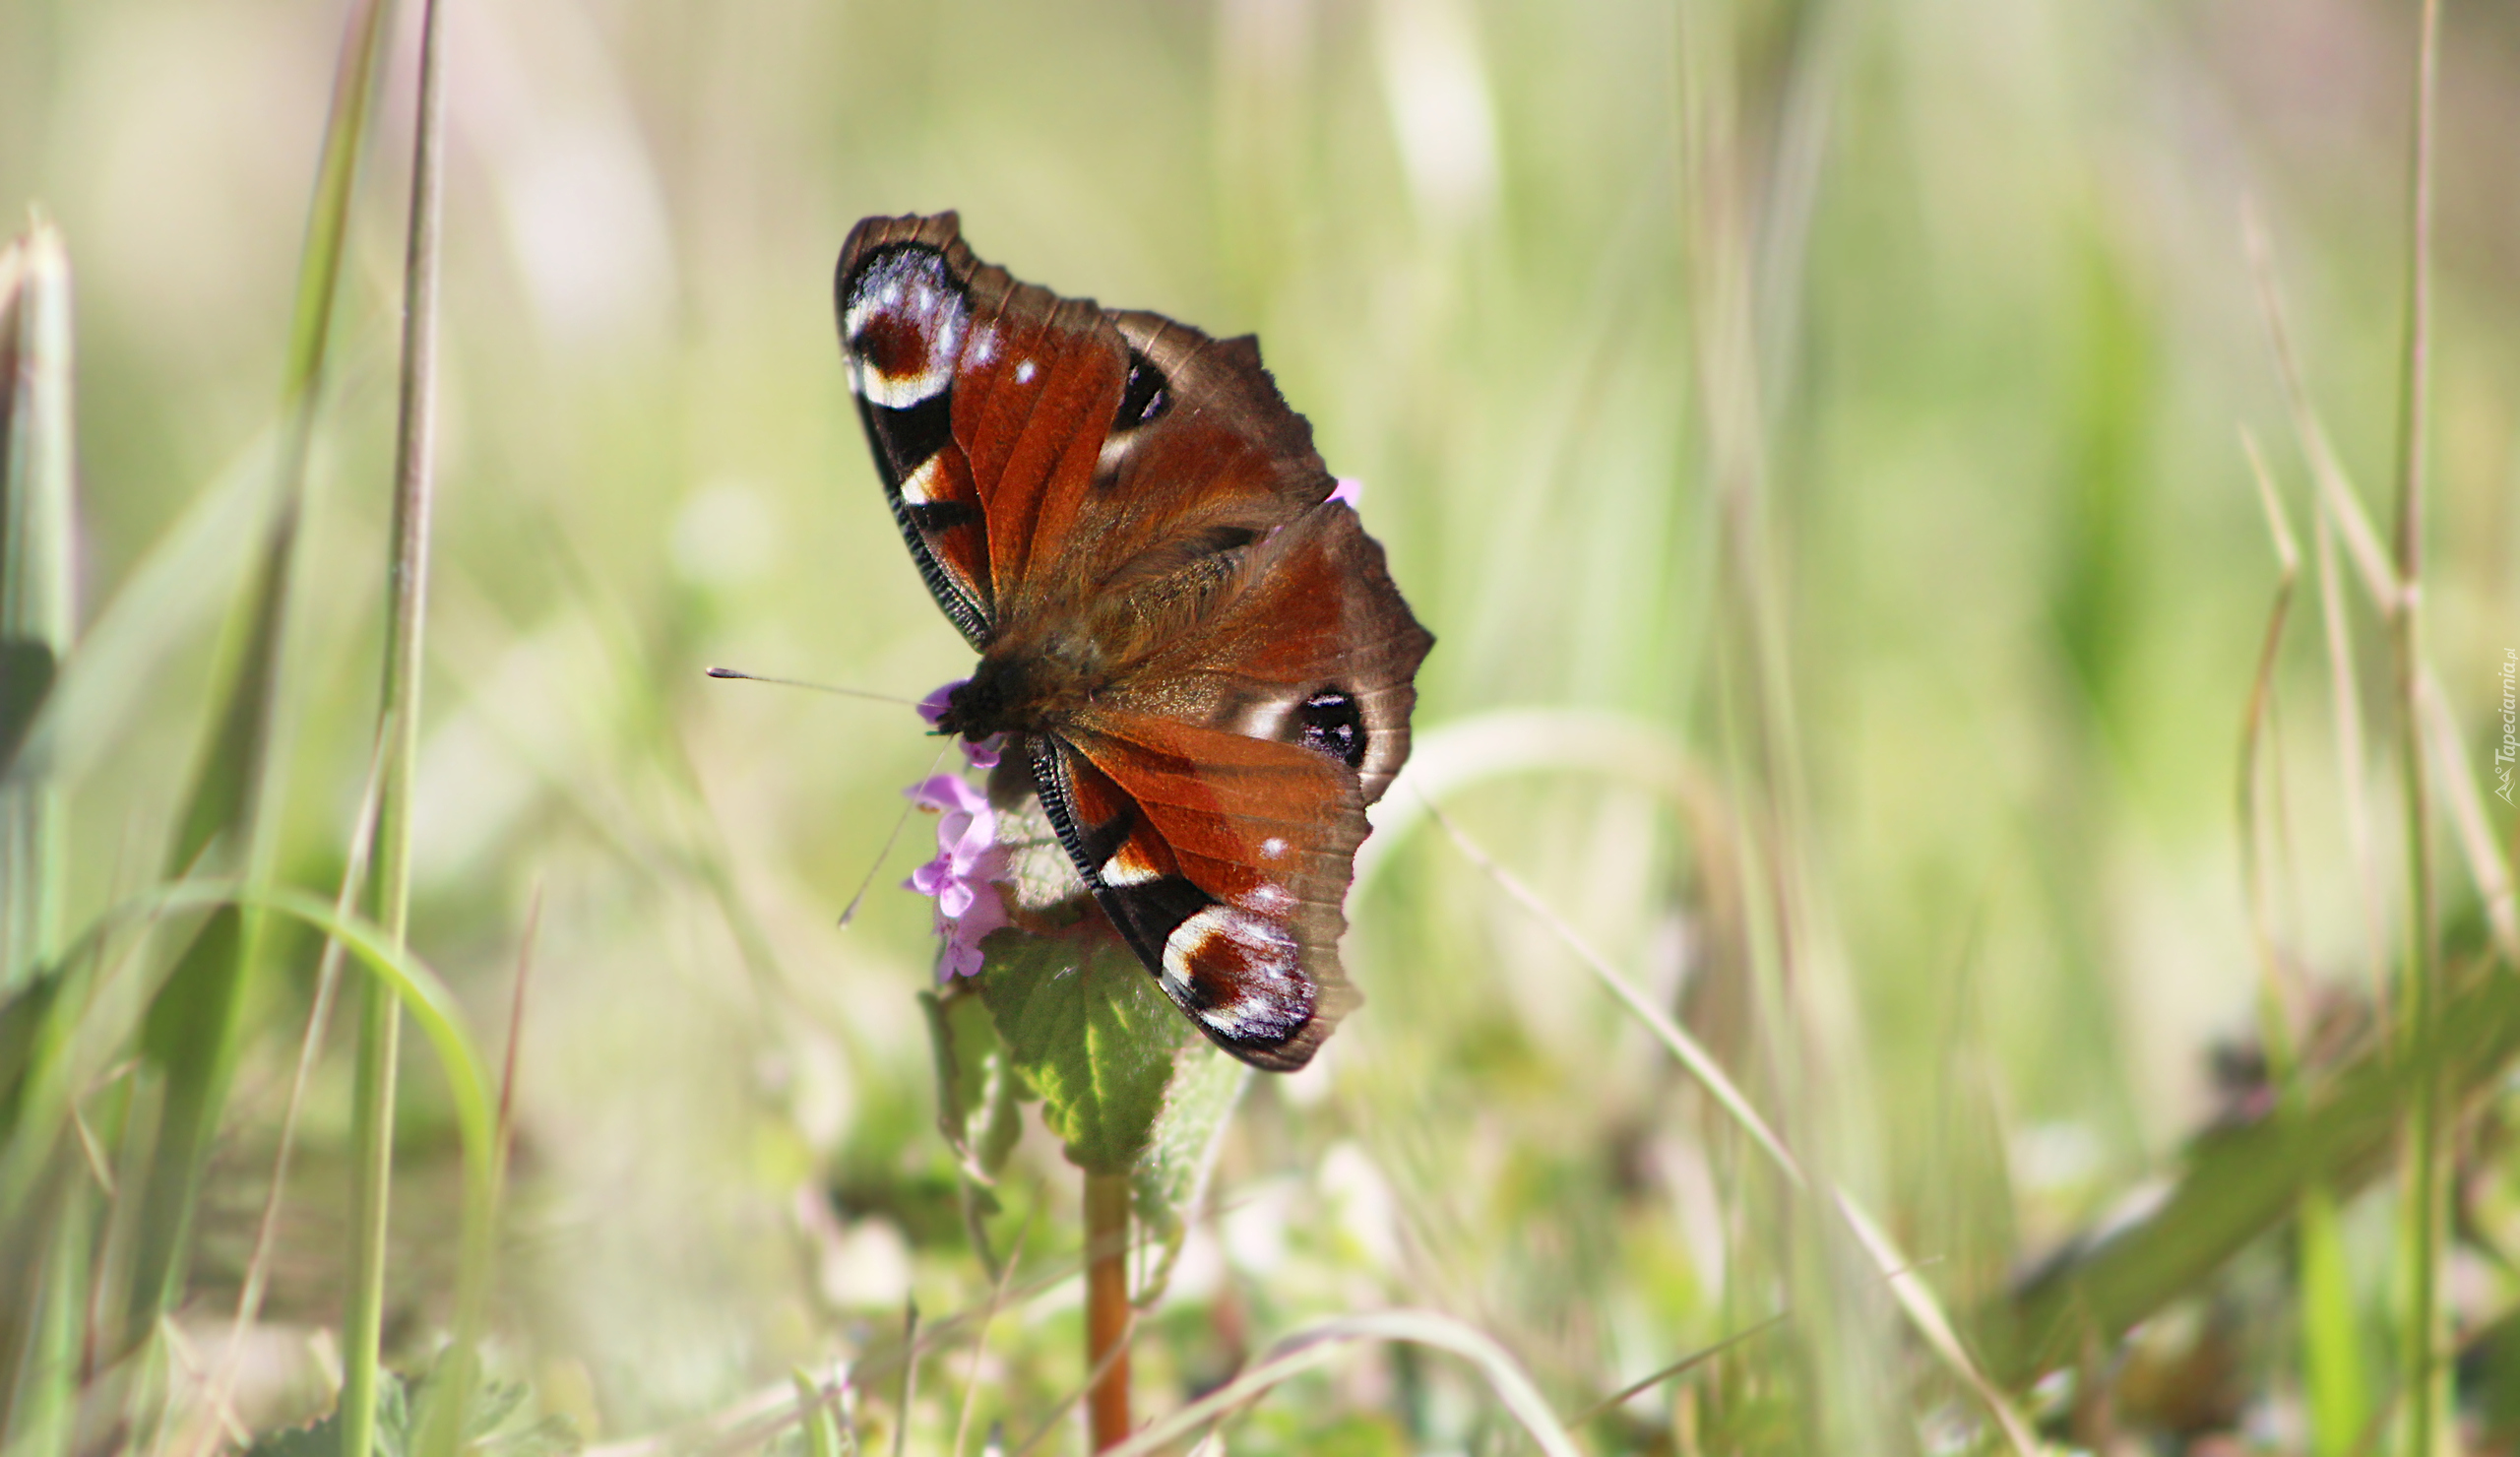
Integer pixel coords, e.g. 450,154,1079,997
904,773,1009,980
916,678,1004,769
1327,477,1363,508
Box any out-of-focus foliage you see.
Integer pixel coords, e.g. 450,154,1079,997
2,0,2517,1451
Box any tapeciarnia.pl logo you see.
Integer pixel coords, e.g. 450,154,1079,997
2498,647,2517,805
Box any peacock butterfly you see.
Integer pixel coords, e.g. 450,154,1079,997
834,213,1433,1072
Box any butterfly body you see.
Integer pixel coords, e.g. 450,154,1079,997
837,213,1431,1071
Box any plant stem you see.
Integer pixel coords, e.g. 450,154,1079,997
1084,1171,1132,1450
0,217,75,993
2389,0,2444,1453
343,0,451,1452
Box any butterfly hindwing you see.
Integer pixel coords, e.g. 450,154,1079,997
1031,724,1360,1071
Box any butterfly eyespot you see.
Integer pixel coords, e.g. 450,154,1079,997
1113,349,1170,431
843,244,968,409
1295,686,1367,769
1161,906,1306,1041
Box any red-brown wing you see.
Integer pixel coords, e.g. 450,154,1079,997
1037,504,1434,1070
1030,725,1359,1070
835,214,1335,646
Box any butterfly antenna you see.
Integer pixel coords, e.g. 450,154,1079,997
706,665,921,707
839,739,958,927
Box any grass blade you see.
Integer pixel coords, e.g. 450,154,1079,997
0,206,81,1456
119,0,394,1346
351,0,462,1452
1426,800,2041,1451
2385,1,2445,1447
1093,1309,1580,1457
1996,945,2517,1387
0,215,76,992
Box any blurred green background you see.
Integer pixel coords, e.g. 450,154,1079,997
3,0,2516,1450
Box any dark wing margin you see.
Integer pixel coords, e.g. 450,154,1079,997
836,212,994,646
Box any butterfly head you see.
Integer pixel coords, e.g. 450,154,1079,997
929,640,1100,744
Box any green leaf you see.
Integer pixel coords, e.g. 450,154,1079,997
244,1368,579,1457
248,1371,407,1457
959,783,1250,1263
791,1368,847,1457
921,983,1024,1187
1995,950,2520,1385
1130,1045,1247,1302
976,930,1197,1174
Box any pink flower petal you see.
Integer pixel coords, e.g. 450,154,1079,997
906,774,986,815
917,679,964,728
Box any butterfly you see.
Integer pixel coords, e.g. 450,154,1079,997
834,213,1433,1072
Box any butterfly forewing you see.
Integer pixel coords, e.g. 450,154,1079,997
836,212,1433,1070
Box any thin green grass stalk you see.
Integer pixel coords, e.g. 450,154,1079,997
2236,429,2304,1067
23,877,497,1452
2237,433,2369,1453
1426,803,2040,1454
889,1302,918,1457
615,1214,1188,1457
793,1371,843,1457
180,730,390,1457
120,0,394,1345
1090,1310,1581,1457
950,1215,1026,1457
2387,1,2445,1451
2245,208,2394,1022
6,1187,92,1457
346,0,455,1452
2301,1187,2368,1457
0,215,79,1457
2317,498,2389,1014
0,874,497,1453
0,217,75,991
2415,668,2520,962
1675,6,1916,1445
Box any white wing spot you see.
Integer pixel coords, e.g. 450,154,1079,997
1243,882,1295,915
1261,837,1288,860
898,455,944,505
1229,693,1299,741
1102,841,1165,887
1014,358,1038,384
